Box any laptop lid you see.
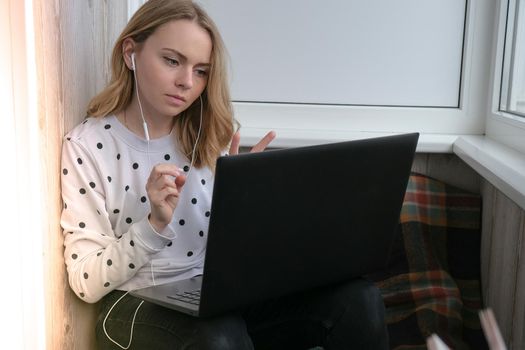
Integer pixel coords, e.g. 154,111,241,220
196,133,419,317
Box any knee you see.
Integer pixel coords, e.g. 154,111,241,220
324,279,389,349
186,316,252,350
334,279,388,340
350,279,386,331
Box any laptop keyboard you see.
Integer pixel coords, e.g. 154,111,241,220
167,290,201,305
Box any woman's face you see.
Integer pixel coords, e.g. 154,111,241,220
131,19,212,120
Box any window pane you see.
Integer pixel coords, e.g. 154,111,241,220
500,0,525,117
201,0,466,108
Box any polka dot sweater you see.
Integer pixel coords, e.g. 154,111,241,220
60,116,215,303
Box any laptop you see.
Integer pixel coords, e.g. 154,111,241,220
130,133,419,317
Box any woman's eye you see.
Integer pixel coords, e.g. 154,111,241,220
164,57,179,66
195,69,209,77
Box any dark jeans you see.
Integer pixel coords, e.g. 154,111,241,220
96,278,388,350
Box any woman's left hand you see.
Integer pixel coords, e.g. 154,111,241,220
229,130,276,155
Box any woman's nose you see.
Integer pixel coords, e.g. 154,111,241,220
175,67,193,89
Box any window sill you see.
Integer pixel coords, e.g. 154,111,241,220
453,136,525,210
240,128,525,210
239,127,459,153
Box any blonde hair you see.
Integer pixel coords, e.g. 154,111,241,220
87,0,236,169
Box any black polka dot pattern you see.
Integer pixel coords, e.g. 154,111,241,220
62,120,217,299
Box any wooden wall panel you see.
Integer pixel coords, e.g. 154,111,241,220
480,179,525,349
483,184,521,342
512,215,525,350
34,1,128,349
412,153,480,194
60,1,128,131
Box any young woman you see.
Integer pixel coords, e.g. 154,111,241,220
60,1,388,349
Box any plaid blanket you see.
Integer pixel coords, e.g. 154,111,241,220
368,173,488,350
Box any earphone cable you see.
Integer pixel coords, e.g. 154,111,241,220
102,290,144,350
132,56,152,167
187,95,203,178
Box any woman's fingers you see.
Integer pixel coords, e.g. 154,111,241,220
250,131,276,153
145,164,186,231
148,184,180,204
147,164,182,185
229,130,276,155
229,130,241,155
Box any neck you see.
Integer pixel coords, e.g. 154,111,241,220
121,100,175,140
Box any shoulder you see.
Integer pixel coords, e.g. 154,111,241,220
64,116,113,144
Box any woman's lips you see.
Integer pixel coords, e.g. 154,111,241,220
166,94,186,106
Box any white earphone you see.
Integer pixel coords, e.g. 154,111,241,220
130,52,150,141
104,52,205,349
131,52,136,71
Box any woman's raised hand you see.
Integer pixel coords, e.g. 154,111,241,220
229,130,276,155
146,164,186,232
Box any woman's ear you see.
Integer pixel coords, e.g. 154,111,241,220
122,39,136,71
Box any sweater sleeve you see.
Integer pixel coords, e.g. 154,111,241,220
60,137,175,303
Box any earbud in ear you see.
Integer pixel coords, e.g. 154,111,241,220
130,53,136,71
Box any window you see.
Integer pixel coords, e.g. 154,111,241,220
487,0,525,154
199,0,493,149
500,0,525,117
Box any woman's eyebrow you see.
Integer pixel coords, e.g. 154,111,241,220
161,47,210,66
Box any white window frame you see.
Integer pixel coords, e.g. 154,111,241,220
499,0,525,117
487,0,525,154
234,0,495,150
126,1,500,152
